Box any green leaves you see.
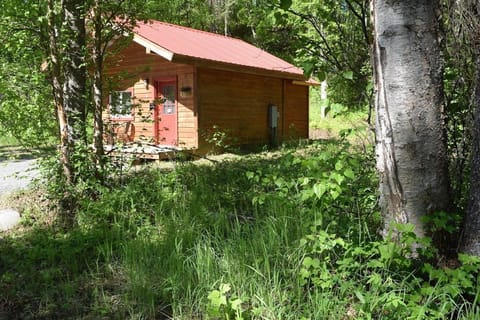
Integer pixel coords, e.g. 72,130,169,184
279,0,292,10
313,183,326,199
0,0,57,146
299,231,346,289
302,61,316,78
207,283,248,320
342,70,354,80
299,149,360,202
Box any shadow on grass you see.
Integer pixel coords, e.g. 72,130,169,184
0,222,172,319
1,226,103,318
0,151,295,319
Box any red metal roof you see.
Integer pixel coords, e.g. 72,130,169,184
133,20,305,79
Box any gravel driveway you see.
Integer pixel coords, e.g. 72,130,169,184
0,158,39,196
0,156,39,230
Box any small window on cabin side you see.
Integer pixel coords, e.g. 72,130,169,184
109,91,133,119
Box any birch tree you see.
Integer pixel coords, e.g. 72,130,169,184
372,0,452,241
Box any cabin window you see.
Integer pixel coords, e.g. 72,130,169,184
109,91,133,119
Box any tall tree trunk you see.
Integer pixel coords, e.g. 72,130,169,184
461,1,480,255
462,52,480,255
47,0,73,185
91,0,106,179
372,0,452,242
62,0,87,147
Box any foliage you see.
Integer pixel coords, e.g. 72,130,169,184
275,0,372,108
207,283,249,320
442,0,478,211
2,140,479,318
0,1,57,147
298,220,480,319
201,125,239,154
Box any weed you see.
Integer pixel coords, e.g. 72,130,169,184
201,125,239,154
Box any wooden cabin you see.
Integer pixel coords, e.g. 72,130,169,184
104,20,314,155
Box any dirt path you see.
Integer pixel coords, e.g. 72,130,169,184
0,156,39,230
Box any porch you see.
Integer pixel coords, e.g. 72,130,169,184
105,143,185,161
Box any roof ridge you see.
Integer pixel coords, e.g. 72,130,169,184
143,19,251,44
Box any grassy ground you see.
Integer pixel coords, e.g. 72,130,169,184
309,100,373,146
1,137,479,319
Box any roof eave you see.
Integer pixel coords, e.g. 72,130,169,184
133,34,174,61
172,54,307,81
293,79,321,87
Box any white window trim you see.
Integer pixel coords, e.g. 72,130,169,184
109,90,134,120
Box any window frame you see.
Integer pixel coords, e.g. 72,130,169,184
109,90,134,120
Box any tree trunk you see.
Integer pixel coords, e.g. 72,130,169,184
91,1,106,178
47,0,73,185
372,0,452,241
62,0,87,147
461,7,480,254
462,55,480,255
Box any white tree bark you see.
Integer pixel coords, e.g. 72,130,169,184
372,0,451,240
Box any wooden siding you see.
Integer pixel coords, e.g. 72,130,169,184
197,68,284,151
177,72,196,147
104,41,198,149
283,81,309,139
104,41,309,155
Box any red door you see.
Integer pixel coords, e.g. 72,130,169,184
154,80,177,145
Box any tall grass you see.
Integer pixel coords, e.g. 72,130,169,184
1,140,480,319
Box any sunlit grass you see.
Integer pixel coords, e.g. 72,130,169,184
310,99,371,133
2,133,480,319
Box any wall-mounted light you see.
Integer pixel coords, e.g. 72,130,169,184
180,86,192,98
180,86,192,93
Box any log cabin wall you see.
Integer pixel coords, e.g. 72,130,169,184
196,67,284,152
103,41,310,154
283,81,309,140
104,41,198,149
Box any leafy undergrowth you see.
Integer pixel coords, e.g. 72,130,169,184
309,105,373,145
1,140,479,319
